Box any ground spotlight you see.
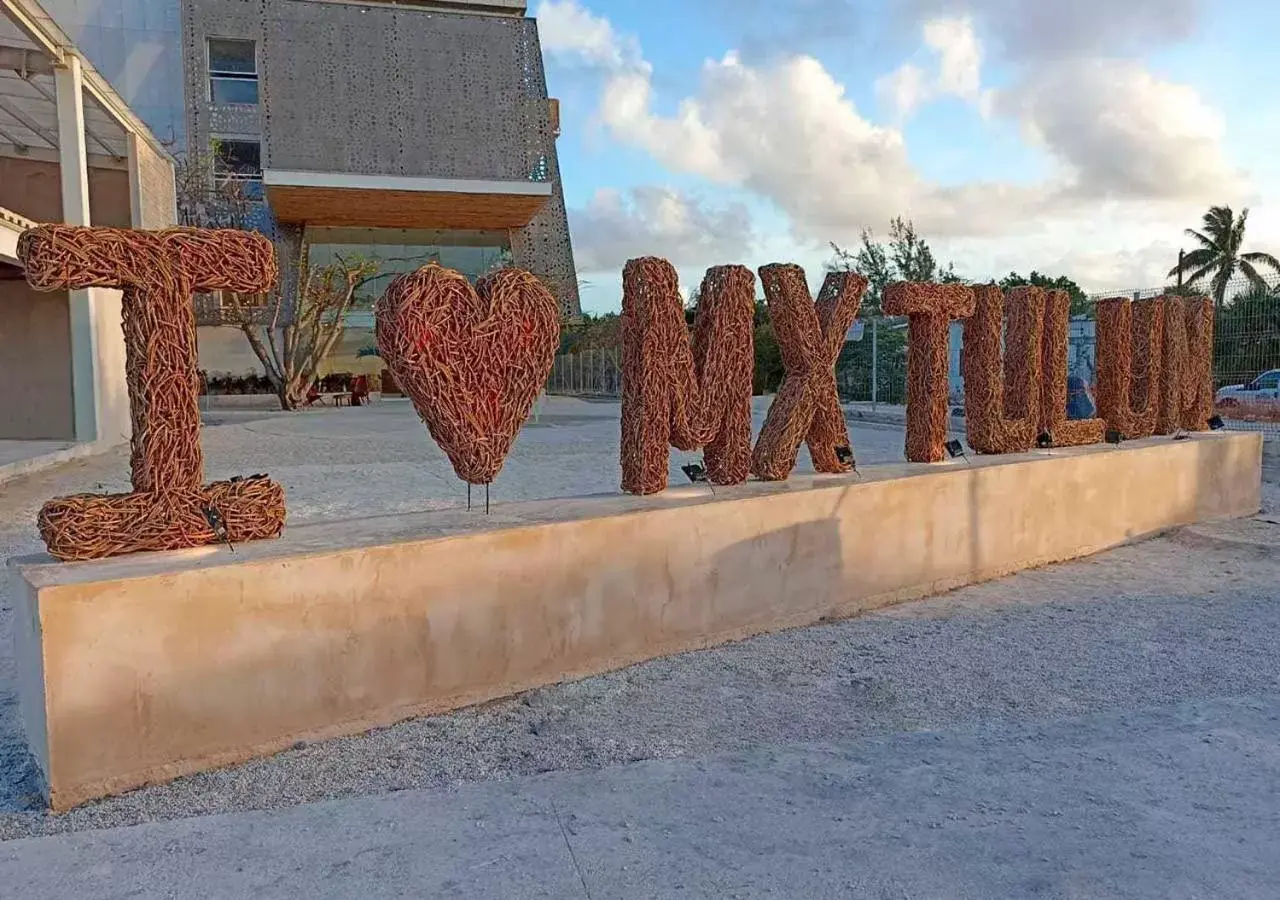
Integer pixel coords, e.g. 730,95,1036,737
682,462,709,484
945,439,965,459
835,445,855,466
1208,415,1225,431
1036,432,1052,450
1105,429,1124,445
200,504,234,552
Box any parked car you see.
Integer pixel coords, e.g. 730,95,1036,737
1216,369,1280,409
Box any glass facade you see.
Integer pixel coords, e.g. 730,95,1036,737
38,0,187,149
306,227,513,307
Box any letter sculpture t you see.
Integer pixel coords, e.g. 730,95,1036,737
18,225,287,560
883,282,976,463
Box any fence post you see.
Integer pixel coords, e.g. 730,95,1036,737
871,316,879,411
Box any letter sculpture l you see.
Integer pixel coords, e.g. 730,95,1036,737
18,225,287,560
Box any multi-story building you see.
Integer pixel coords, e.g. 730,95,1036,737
37,0,581,344
1,0,176,446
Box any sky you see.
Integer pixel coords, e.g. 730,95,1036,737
535,0,1280,314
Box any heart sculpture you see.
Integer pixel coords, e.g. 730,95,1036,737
376,263,561,485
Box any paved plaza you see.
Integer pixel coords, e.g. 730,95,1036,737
0,398,1277,897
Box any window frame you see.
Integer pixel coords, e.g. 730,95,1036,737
207,38,260,106
210,137,264,192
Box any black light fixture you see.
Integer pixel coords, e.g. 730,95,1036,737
1036,432,1052,449
1208,415,1225,431
682,462,709,484
834,445,855,466
1105,428,1124,445
945,439,965,459
201,503,234,552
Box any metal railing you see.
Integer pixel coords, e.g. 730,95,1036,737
546,347,623,397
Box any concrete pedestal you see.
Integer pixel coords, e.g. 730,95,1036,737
10,432,1262,810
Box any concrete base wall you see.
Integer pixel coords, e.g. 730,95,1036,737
10,432,1262,810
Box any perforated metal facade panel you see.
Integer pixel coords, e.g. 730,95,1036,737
182,0,579,315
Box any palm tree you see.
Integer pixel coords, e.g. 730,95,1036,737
1168,206,1280,309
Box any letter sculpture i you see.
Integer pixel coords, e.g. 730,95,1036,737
19,225,286,560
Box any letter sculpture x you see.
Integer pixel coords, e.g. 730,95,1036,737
752,264,867,481
19,225,287,560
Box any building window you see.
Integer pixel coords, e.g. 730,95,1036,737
208,38,259,105
212,139,264,198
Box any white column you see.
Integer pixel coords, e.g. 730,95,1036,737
55,56,90,227
55,54,98,442
127,131,143,228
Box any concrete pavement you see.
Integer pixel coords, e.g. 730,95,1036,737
2,693,1278,899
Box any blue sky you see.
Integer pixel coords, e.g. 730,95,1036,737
536,0,1280,314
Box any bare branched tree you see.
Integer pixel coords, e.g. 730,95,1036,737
220,246,379,409
174,145,381,410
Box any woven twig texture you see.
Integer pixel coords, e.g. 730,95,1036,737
18,224,284,560
376,263,560,485
751,265,867,481
1159,295,1215,433
1039,289,1106,447
619,258,755,495
883,282,975,462
1096,297,1164,438
962,285,1042,454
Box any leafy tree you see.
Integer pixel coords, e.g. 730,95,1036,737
829,230,892,315
1168,205,1280,310
1213,281,1280,386
999,271,1090,316
887,217,938,282
825,218,957,402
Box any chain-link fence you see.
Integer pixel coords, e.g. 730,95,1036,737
548,278,1280,437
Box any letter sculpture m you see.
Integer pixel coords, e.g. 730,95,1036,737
18,225,287,560
620,258,756,495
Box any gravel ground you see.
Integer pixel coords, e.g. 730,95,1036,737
0,400,1275,841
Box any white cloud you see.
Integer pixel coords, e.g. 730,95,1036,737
535,0,634,69
904,0,1202,60
996,59,1243,202
543,0,1246,295
924,17,984,103
570,186,756,273
876,62,928,120
877,16,993,119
